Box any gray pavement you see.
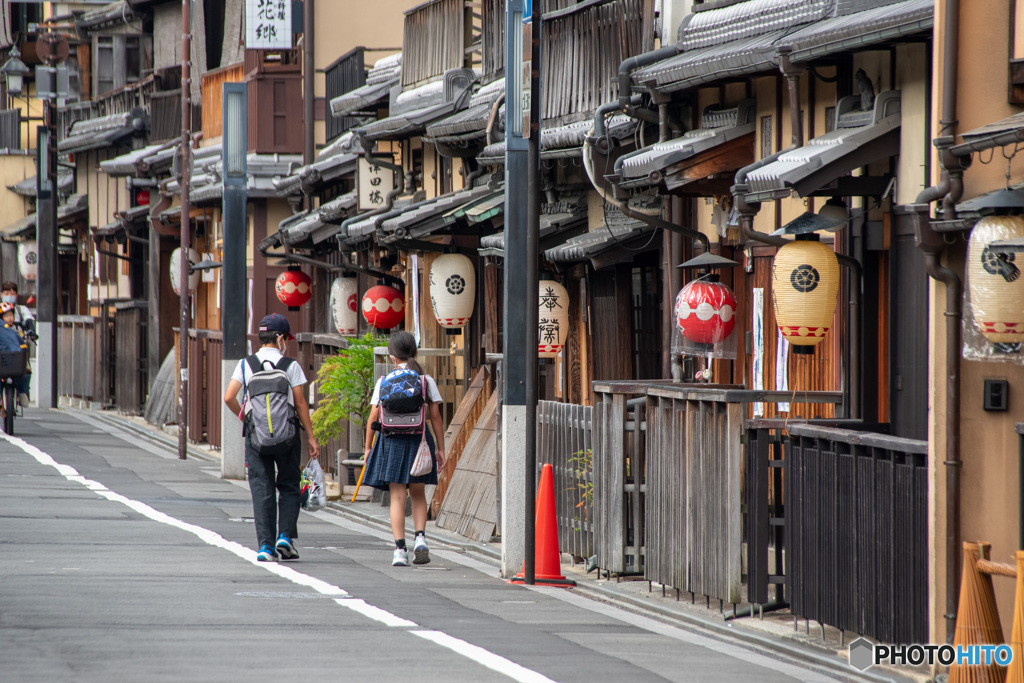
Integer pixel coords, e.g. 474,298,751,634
0,407,874,682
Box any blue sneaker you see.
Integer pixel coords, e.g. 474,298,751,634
256,545,278,562
275,534,299,560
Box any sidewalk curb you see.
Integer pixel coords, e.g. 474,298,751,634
321,500,914,683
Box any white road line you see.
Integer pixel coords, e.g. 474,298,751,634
1,427,557,683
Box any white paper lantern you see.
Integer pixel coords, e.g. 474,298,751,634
429,254,476,328
330,277,359,335
169,247,200,296
538,280,569,358
967,215,1024,346
18,241,37,281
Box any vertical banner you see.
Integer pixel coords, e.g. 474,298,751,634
411,254,421,346
358,156,395,211
751,288,764,417
775,330,790,413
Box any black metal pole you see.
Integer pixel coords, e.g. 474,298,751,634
178,0,192,460
46,97,57,406
303,0,315,166
523,0,542,587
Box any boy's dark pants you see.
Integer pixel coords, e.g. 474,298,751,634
246,435,301,549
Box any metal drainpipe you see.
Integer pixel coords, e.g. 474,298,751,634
905,0,962,643
617,45,681,111
337,135,407,242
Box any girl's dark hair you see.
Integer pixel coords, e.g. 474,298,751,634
388,331,424,376
259,330,282,345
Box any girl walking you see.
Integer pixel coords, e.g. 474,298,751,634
362,332,446,566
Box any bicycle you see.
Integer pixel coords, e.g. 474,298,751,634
0,350,28,435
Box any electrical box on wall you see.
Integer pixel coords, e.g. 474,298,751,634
983,378,1009,411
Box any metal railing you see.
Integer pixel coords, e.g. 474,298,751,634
537,400,594,559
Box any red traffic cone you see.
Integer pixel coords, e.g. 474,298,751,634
510,463,576,587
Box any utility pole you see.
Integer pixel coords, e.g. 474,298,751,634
501,0,541,582
178,0,192,459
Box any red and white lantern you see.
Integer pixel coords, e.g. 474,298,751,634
362,284,405,330
675,279,737,345
275,270,312,308
169,247,200,296
430,253,476,328
538,280,569,358
330,277,359,335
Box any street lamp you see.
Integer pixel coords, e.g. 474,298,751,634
2,46,30,98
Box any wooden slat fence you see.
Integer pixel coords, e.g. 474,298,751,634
58,315,99,400
785,423,928,644
200,63,245,139
401,0,467,88
114,300,148,416
185,329,222,446
0,108,21,149
540,0,654,126
431,365,494,516
537,400,594,559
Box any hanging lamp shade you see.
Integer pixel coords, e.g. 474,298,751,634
771,237,840,352
675,279,737,345
362,284,405,330
538,280,569,358
169,247,200,296
967,215,1024,347
430,253,476,328
330,277,359,335
18,241,37,281
275,270,312,308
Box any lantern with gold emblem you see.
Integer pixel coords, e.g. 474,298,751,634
967,215,1024,348
771,235,840,353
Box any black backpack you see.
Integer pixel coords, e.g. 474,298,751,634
243,355,298,454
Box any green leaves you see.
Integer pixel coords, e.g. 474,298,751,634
310,333,385,444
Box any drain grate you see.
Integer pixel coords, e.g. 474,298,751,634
236,592,347,599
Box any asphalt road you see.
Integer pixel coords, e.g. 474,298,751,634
0,408,846,683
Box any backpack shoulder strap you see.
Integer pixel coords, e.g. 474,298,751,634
275,357,295,372
245,354,262,375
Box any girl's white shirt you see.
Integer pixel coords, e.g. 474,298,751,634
370,362,443,405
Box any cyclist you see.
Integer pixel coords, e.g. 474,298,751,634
1,281,35,339
0,303,28,408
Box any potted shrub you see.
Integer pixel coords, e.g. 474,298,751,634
311,332,384,454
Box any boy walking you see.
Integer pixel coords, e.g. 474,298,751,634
223,314,319,561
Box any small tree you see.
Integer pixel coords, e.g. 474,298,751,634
311,333,384,445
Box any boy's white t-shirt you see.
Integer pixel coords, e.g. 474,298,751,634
370,364,442,406
231,348,307,406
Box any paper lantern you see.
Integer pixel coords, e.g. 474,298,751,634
967,215,1024,346
330,277,359,335
538,280,569,358
675,279,737,345
362,284,405,330
772,236,839,353
18,241,37,281
276,270,312,308
169,247,200,296
430,254,476,328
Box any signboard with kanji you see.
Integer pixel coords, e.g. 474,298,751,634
358,156,396,211
246,0,292,50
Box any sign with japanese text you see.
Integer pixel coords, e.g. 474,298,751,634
246,0,292,50
357,155,396,211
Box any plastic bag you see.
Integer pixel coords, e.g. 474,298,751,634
409,431,432,477
301,459,326,511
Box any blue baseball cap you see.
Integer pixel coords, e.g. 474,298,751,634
258,313,294,340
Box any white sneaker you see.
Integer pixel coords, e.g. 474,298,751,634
392,547,410,567
18,393,28,408
413,536,430,565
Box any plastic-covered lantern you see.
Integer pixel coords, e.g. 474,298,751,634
675,279,737,345
967,215,1024,347
330,277,359,335
276,270,312,308
430,253,475,328
18,241,37,281
362,284,405,330
169,247,200,296
538,280,569,358
772,236,840,353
